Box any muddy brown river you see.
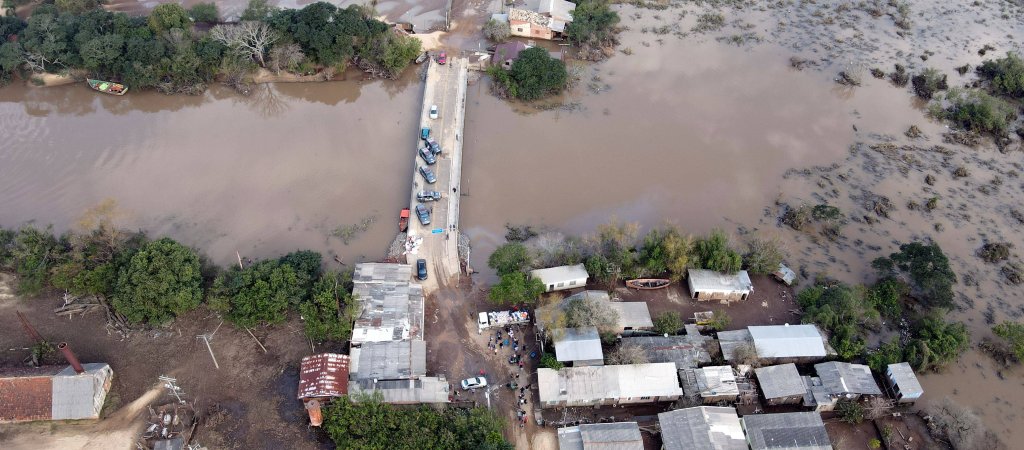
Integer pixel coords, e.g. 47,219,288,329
3,17,1024,445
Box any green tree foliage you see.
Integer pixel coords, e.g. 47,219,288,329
906,314,969,371
209,258,305,328
653,311,683,335
3,225,64,296
55,0,103,14
0,16,26,39
189,3,220,24
50,227,146,298
911,68,948,99
539,352,563,369
866,338,904,372
148,3,191,34
691,229,742,273
241,0,276,21
562,292,619,334
992,322,1024,361
743,236,785,275
798,281,880,360
299,271,357,341
488,272,545,305
565,0,619,48
837,400,866,424
977,52,1024,98
322,394,513,449
487,243,531,276
269,3,370,68
279,250,322,301
496,47,567,101
483,18,510,42
873,241,956,309
707,309,731,331
637,226,692,280
865,277,906,320
586,221,639,284
0,41,22,83
359,31,420,78
930,88,1015,135
112,238,202,325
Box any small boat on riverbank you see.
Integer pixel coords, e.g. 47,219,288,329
399,208,410,232
87,79,128,96
625,279,671,290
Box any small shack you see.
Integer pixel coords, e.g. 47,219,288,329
687,269,753,303
885,362,923,404
814,361,882,401
748,324,828,363
755,364,806,406
492,41,529,69
351,263,424,344
557,422,643,450
681,365,739,404
772,264,797,285
531,264,589,292
742,412,832,450
608,301,653,334
658,406,746,450
0,343,112,423
618,334,712,370
298,353,350,426
554,327,604,366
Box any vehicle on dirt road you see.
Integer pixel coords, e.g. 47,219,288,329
419,146,436,164
419,166,436,183
417,259,428,280
417,191,442,202
415,204,431,225
461,377,487,390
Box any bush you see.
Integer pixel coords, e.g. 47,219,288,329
607,343,648,365
209,258,305,328
505,47,567,101
299,272,357,341
189,3,220,24
866,277,906,320
4,225,64,296
565,0,619,47
866,338,904,372
359,31,421,78
241,0,276,21
837,399,865,424
977,52,1024,98
889,63,909,87
539,352,563,369
907,314,969,371
112,238,203,325
932,88,1016,135
977,242,1012,263
707,310,731,331
637,226,692,281
798,281,879,360
488,272,545,305
911,68,948,99
653,311,683,335
873,241,956,309
743,237,785,274
691,229,742,273
487,243,531,276
483,18,510,42
992,321,1024,362
149,3,192,34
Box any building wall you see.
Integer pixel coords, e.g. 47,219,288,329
541,276,586,292
509,20,554,40
764,394,804,406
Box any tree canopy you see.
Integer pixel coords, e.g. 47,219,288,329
209,251,321,328
992,321,1024,362
691,229,742,273
565,0,619,48
299,271,358,341
488,272,545,305
487,242,531,276
873,241,956,309
111,238,203,325
493,47,568,101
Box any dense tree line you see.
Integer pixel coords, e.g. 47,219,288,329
0,218,357,340
0,0,420,91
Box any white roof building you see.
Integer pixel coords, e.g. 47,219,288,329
609,302,654,332
531,264,589,292
748,325,827,359
554,327,604,365
681,366,739,403
538,363,683,408
351,263,424,343
687,269,753,302
885,362,923,403
557,422,643,450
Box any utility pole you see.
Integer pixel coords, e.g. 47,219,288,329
158,375,187,404
196,320,224,370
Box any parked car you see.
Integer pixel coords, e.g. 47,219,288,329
437,51,447,65
460,376,487,390
417,190,442,202
420,127,430,140
419,146,436,165
419,166,436,184
424,137,441,155
429,105,438,119
415,204,430,225
416,259,428,280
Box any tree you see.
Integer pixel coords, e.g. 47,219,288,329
587,220,639,284
637,226,692,279
691,229,742,273
506,47,567,101
837,399,865,424
607,343,648,365
707,310,731,331
563,291,620,334
488,272,545,305
0,42,22,81
743,236,785,274
209,259,304,327
992,321,1024,362
189,3,220,24
866,277,906,320
299,272,357,341
483,18,510,42
55,0,102,14
928,398,986,450
798,281,880,360
268,42,304,73
5,225,64,296
487,242,531,276
977,52,1024,99
112,238,202,325
653,311,683,335
241,0,276,21
210,21,277,67
359,31,420,78
874,241,956,309
539,352,563,369
79,34,124,71
565,0,619,48
148,4,191,34
908,313,969,371
865,338,904,372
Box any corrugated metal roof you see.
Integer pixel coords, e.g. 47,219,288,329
801,376,832,407
579,422,643,449
531,264,589,285
886,362,923,395
742,412,832,450
557,425,585,450
717,329,753,362
687,269,753,293
619,335,712,369
755,364,806,399
539,0,575,21
0,363,112,423
814,362,881,397
349,376,449,404
52,363,112,420
351,263,424,343
350,341,427,380
538,363,682,406
554,327,603,362
609,302,653,329
298,354,350,399
659,406,746,450
748,325,826,358
682,366,738,398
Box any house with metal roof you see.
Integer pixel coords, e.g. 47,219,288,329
717,329,754,362
885,362,923,404
748,324,828,362
554,327,604,366
349,376,450,404
618,333,713,370
297,353,350,426
351,263,424,343
741,412,832,450
538,362,682,408
687,269,753,303
0,362,113,423
754,364,806,405
814,361,882,400
801,376,833,411
531,264,589,292
608,302,653,333
557,422,643,450
507,0,576,41
658,406,747,450
681,366,739,404
349,341,427,380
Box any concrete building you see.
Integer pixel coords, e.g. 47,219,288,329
658,406,747,450
687,269,753,303
554,327,604,366
885,362,923,404
748,324,828,363
349,341,427,380
557,422,643,450
618,333,713,370
814,361,882,400
681,366,739,404
531,264,589,292
508,0,575,41
0,361,113,423
741,412,832,450
754,364,806,406
538,363,682,408
351,263,424,343
297,353,350,426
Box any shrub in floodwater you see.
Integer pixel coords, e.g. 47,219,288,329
978,242,1012,263
692,12,725,33
977,52,1024,98
930,88,1016,135
889,64,909,86
911,68,948,99
1003,262,1023,285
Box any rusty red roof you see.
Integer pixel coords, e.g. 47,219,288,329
298,354,350,400
0,366,61,422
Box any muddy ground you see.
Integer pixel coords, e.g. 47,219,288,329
0,274,328,450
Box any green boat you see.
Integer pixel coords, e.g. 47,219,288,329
87,79,128,96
